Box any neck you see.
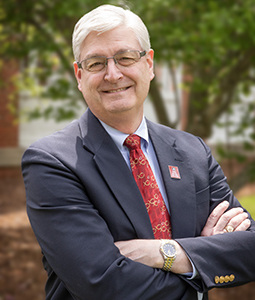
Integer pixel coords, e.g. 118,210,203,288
96,110,144,134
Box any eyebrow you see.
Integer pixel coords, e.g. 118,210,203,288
82,48,137,61
84,53,104,60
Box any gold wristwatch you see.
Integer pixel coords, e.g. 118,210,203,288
160,239,177,271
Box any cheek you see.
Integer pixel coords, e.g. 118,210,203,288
138,71,152,94
139,63,154,85
80,75,98,95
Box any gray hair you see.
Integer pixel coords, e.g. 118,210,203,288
72,5,151,62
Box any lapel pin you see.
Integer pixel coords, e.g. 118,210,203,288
168,166,181,179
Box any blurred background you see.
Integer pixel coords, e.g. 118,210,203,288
0,0,255,299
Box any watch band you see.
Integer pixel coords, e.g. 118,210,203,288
162,256,175,271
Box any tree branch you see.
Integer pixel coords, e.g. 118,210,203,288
207,48,255,123
28,18,74,79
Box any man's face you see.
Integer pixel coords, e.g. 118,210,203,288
74,26,154,128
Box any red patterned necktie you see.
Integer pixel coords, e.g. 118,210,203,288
124,134,171,239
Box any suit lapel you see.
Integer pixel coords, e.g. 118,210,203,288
148,121,197,239
79,110,154,239
79,110,197,239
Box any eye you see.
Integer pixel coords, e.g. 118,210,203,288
120,56,134,62
120,55,133,60
85,57,106,71
88,61,104,69
117,52,137,65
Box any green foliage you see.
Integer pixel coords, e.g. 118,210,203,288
239,195,255,219
130,1,255,190
1,0,255,187
0,0,109,119
2,0,255,132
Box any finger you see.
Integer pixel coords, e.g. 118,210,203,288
226,212,249,229
235,218,251,232
204,201,229,228
216,207,244,231
201,201,229,236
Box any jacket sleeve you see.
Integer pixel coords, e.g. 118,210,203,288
177,138,255,292
22,146,198,300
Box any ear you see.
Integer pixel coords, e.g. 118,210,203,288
147,49,155,81
73,62,82,91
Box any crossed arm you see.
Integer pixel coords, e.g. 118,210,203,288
115,200,251,274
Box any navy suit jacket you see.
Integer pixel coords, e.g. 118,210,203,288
22,109,255,300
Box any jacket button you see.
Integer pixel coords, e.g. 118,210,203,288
220,276,225,283
215,276,220,284
230,274,235,282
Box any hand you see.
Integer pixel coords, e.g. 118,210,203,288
115,239,192,274
201,200,251,237
115,239,162,268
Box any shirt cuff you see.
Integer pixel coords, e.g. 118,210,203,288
181,260,198,280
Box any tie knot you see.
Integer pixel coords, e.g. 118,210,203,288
124,134,141,150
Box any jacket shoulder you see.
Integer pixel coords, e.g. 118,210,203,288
147,120,208,151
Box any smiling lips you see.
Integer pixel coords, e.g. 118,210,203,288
103,86,130,93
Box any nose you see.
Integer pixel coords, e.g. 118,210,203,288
104,58,123,83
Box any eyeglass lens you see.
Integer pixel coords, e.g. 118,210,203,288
81,50,145,72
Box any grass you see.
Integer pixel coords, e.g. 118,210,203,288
239,195,255,219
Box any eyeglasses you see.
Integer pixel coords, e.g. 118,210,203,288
77,50,147,72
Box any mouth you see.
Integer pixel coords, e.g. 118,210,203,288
103,86,131,93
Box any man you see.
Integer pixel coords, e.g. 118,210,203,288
22,5,255,300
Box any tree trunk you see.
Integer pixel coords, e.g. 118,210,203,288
148,79,172,127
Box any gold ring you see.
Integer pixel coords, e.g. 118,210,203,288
225,225,234,233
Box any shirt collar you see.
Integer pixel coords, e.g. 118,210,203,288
99,117,149,152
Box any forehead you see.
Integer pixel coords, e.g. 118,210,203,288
80,26,142,59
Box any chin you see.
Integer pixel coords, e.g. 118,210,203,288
105,98,137,113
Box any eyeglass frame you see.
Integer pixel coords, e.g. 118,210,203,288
76,50,147,72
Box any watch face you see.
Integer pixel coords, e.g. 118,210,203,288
163,243,176,257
